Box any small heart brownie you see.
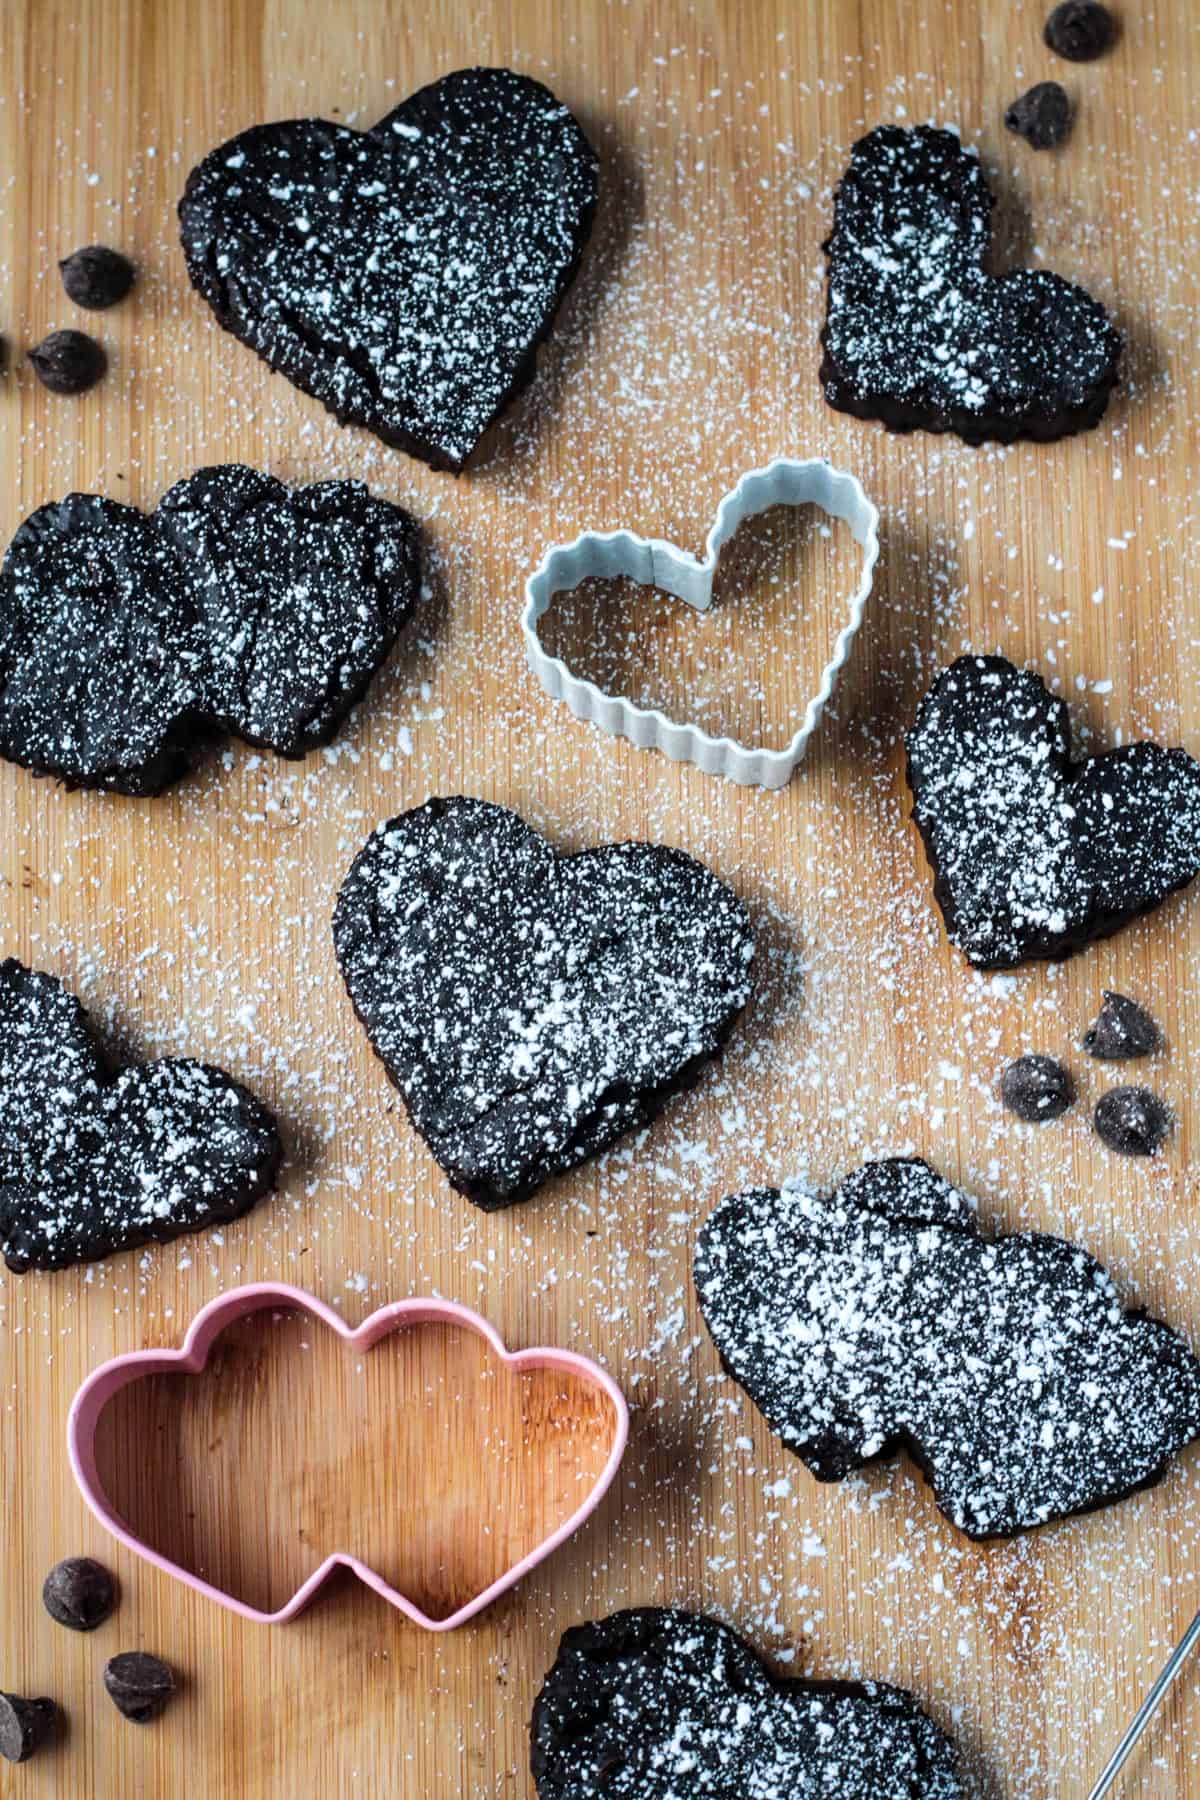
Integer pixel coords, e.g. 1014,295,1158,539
695,1158,1200,1539
179,69,598,472
821,125,1121,443
333,797,754,1209
0,464,420,794
0,959,279,1272
906,654,1200,968
531,1608,965,1799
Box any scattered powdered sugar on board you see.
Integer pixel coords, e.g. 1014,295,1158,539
1,10,1199,1797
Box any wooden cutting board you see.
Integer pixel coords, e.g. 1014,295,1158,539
1,0,1198,1794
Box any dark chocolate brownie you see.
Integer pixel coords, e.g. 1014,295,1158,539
906,655,1200,969
0,958,279,1272
332,797,754,1209
0,465,420,793
530,1608,965,1799
178,69,598,472
695,1158,1200,1540
820,125,1121,443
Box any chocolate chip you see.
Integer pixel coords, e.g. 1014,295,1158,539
1083,991,1161,1061
0,1693,58,1763
103,1652,175,1723
1093,1086,1172,1156
1000,1054,1075,1121
42,1557,116,1631
58,245,135,310
1044,0,1116,60
1005,82,1073,149
27,329,106,395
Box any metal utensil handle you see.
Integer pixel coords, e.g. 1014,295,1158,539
1087,1608,1200,1799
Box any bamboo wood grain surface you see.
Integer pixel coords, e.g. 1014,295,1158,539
1,0,1198,1794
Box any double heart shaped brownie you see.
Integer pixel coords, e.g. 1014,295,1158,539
906,654,1200,968
695,1157,1200,1539
0,464,420,794
0,959,278,1272
531,1607,964,1798
821,125,1121,443
180,69,598,471
333,797,754,1209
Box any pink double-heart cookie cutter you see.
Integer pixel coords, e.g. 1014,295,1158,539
67,1283,629,1630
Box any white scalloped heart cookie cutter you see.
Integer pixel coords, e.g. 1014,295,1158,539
521,457,880,790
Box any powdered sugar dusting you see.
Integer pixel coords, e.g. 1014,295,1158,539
696,1159,1200,1538
906,655,1200,969
821,126,1121,441
531,1606,963,1796
179,69,598,471
0,466,420,790
0,958,279,1269
332,795,754,1208
1,10,1199,1796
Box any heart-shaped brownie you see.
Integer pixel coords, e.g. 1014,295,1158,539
695,1158,1200,1539
179,69,598,472
906,654,1200,968
0,959,279,1272
531,1608,965,1798
821,125,1121,443
332,796,754,1209
0,464,420,794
